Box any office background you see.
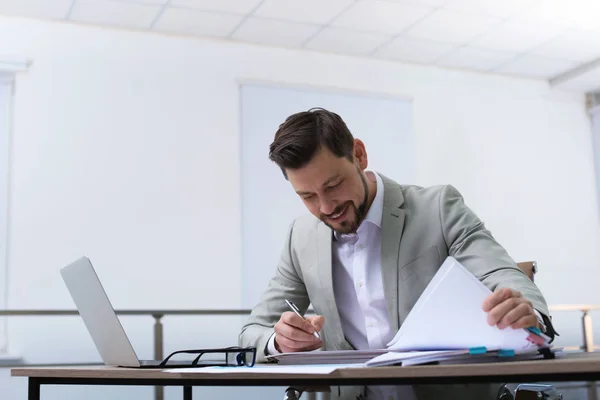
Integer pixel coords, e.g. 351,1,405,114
1,1,600,398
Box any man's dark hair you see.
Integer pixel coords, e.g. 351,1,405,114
268,108,355,178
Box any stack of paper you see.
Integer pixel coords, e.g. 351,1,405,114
266,349,388,365
365,347,561,367
387,256,550,352
267,257,554,367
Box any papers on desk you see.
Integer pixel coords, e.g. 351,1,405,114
365,348,561,367
165,364,363,374
266,349,388,365
266,257,554,368
387,256,549,352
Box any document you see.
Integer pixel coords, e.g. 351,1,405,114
165,364,362,374
387,257,547,352
266,349,387,365
364,350,467,367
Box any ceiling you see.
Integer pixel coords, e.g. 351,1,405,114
1,0,599,92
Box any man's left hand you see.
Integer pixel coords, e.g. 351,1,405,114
482,287,538,330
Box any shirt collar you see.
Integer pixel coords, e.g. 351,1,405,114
333,170,384,240
362,170,384,229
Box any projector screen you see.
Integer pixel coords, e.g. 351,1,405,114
240,83,414,308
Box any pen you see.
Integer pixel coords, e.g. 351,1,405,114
285,299,320,339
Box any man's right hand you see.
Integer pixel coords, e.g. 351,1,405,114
274,311,324,353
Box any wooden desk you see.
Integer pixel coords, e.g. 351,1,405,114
11,352,600,400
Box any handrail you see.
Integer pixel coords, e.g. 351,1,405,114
0,309,254,316
550,305,600,312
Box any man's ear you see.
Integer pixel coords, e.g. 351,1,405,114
353,138,368,169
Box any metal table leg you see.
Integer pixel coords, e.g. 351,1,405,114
28,378,40,400
183,386,193,400
154,314,165,400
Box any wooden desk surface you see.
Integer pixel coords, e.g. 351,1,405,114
11,352,600,385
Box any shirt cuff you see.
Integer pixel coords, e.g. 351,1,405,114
534,309,547,333
266,332,281,355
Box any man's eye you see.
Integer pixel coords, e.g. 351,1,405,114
328,182,342,189
303,195,314,200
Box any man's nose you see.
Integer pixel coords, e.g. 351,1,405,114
320,197,336,216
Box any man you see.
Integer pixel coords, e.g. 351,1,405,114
239,108,556,399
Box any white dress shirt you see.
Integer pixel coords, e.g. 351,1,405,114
331,170,394,350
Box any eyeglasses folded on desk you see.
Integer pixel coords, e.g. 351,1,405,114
159,346,257,368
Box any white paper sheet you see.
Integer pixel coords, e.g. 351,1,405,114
365,350,467,367
164,364,363,374
387,257,536,352
266,349,388,365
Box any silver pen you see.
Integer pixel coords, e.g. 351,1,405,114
285,299,321,339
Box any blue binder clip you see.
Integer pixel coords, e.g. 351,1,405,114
468,346,487,355
498,349,515,357
526,326,542,335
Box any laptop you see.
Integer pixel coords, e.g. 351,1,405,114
60,256,193,368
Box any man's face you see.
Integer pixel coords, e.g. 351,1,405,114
286,144,369,234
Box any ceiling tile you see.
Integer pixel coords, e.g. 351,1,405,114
117,0,168,4
471,20,567,52
70,0,161,29
170,0,263,14
254,0,354,25
404,9,501,44
435,46,517,71
517,0,600,32
305,27,389,56
374,36,456,63
383,0,450,6
493,54,577,79
442,0,540,18
153,8,243,37
331,0,434,35
0,0,72,19
231,17,321,47
530,30,600,63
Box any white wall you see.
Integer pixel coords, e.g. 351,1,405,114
592,106,600,221
0,74,11,352
0,14,598,399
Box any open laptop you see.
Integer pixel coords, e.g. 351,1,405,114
60,256,192,368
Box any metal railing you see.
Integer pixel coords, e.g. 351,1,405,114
548,305,600,352
0,306,599,400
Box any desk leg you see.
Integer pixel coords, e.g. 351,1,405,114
183,386,192,400
28,378,40,400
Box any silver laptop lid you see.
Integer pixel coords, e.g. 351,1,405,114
60,256,140,367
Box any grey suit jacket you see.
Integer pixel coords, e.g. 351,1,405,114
239,174,553,363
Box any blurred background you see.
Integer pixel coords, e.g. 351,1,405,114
0,0,600,399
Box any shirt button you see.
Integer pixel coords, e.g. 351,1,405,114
356,281,363,288
358,244,364,250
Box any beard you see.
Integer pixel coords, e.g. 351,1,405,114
320,168,369,234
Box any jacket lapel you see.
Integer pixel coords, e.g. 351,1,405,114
316,222,354,350
380,175,406,334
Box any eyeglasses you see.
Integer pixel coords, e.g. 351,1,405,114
158,346,256,368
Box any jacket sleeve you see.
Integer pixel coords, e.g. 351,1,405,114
439,184,557,340
238,220,311,362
